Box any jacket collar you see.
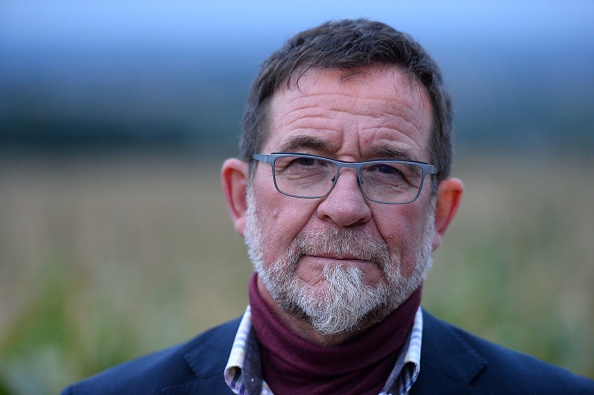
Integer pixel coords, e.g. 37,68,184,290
169,311,491,394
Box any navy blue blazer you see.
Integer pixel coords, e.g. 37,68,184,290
62,310,594,394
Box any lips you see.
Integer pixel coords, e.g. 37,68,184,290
302,254,376,268
311,250,361,259
308,253,373,263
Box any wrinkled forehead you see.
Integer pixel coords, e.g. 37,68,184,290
264,66,434,160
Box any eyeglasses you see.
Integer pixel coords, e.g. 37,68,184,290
252,153,438,205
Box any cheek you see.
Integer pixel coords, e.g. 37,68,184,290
376,206,432,277
254,188,317,261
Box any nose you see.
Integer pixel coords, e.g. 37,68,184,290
316,169,371,227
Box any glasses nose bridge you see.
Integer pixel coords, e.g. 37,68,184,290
333,161,364,186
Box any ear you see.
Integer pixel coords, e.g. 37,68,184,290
432,178,464,250
221,158,250,238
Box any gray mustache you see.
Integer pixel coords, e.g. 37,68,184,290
293,228,391,268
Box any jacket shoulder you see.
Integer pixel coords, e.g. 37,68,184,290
61,318,241,395
417,311,594,394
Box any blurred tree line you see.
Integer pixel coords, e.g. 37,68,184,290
1,42,593,158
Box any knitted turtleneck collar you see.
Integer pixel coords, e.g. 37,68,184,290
249,273,421,395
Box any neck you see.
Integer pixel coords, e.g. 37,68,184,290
249,273,422,395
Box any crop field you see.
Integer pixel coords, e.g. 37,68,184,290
0,152,592,394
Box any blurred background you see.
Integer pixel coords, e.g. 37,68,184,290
1,1,593,393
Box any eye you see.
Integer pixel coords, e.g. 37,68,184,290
294,157,317,166
365,163,406,177
285,156,330,170
275,155,332,178
361,162,416,188
375,163,404,175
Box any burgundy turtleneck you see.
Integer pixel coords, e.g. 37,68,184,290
249,273,421,395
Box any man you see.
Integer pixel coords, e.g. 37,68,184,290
63,19,594,394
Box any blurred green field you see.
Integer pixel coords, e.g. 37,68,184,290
0,152,592,394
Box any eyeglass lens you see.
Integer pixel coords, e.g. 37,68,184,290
272,155,424,204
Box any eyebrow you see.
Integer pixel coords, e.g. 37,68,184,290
370,146,418,162
276,134,420,162
276,135,332,153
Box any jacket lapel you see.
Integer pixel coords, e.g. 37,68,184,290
163,318,241,394
411,311,490,395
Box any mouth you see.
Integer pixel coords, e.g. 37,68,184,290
304,254,375,267
313,252,369,260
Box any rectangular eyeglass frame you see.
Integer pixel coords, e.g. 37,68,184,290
252,153,439,205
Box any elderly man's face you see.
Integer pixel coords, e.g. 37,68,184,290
223,66,462,339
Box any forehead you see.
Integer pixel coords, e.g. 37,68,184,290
264,67,434,161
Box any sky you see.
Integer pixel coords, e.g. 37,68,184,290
2,1,592,52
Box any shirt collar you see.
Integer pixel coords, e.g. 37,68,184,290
224,306,423,395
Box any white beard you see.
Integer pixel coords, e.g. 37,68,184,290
244,187,434,337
